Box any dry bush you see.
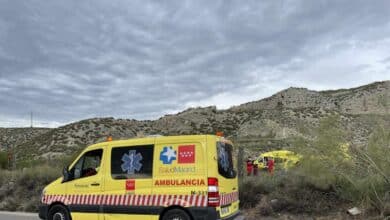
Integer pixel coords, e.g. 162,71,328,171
239,169,343,215
0,197,19,211
256,196,273,216
0,165,60,212
239,177,264,209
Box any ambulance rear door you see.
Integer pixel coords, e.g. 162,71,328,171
215,140,239,218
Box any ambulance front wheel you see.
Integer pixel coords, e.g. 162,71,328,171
162,209,191,220
48,204,71,220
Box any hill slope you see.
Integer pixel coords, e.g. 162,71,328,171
0,128,50,151
1,81,388,164
231,81,389,115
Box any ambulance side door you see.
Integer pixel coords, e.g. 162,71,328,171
104,142,154,220
65,147,105,220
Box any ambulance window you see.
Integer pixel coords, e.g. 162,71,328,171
275,158,284,163
111,145,154,179
71,149,103,180
217,142,236,179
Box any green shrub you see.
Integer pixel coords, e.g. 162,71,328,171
292,116,390,216
340,125,390,214
0,152,8,169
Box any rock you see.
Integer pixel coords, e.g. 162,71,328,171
347,207,362,216
270,199,278,204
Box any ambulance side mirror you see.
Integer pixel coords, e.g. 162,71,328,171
230,169,237,178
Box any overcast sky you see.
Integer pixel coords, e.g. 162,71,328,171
0,0,389,127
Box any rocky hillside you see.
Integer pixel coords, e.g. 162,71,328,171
231,81,389,115
0,128,50,151
1,81,389,164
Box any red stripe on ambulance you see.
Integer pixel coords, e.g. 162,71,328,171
42,194,208,207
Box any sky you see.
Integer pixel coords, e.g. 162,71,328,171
0,0,389,128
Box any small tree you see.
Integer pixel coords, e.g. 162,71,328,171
350,125,390,213
294,114,351,189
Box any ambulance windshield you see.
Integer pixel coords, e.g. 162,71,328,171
217,141,236,179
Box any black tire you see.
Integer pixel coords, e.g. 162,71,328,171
48,204,71,220
162,209,191,220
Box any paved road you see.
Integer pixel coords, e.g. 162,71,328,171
0,211,245,220
0,211,39,220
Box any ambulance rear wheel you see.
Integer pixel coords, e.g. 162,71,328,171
48,204,70,220
162,209,191,220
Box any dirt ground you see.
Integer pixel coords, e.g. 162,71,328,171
243,209,384,220
244,211,380,220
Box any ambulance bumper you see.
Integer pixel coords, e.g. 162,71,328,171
38,204,48,219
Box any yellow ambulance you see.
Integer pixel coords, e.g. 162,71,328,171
39,135,243,220
256,150,301,170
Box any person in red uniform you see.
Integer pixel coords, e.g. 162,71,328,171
268,158,275,176
253,159,259,176
246,156,253,176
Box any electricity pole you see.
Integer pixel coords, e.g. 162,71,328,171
30,111,33,128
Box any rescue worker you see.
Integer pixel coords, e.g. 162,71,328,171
246,156,253,176
253,158,259,176
268,158,274,176
84,157,101,177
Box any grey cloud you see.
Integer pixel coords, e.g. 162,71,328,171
0,0,389,126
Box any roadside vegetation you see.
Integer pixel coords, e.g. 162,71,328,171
0,152,7,169
0,153,77,211
239,115,390,219
0,115,388,219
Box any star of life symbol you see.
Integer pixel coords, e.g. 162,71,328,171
218,146,229,172
160,146,176,164
121,150,143,174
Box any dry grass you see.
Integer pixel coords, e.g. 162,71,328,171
0,165,61,212
239,170,345,215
